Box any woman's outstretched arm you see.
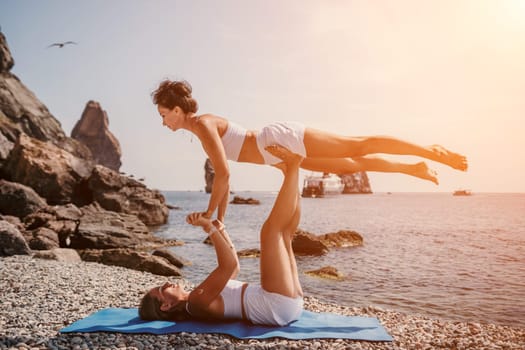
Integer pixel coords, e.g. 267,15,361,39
186,214,239,312
194,117,230,219
216,188,229,223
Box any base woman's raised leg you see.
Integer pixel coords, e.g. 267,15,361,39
259,145,303,298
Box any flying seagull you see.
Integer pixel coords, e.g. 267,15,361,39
47,41,77,48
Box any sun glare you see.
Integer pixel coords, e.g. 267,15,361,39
501,0,525,29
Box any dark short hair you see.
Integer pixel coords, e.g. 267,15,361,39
151,79,198,113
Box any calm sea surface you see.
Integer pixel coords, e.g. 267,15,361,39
155,191,525,328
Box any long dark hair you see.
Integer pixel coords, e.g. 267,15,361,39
138,291,191,321
151,79,198,113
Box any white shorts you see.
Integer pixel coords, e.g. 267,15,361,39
243,284,303,326
256,122,307,165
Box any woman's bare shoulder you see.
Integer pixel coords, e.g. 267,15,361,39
195,114,229,133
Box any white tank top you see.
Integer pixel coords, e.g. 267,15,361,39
220,279,244,319
220,121,247,161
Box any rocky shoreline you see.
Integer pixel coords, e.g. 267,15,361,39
1,255,523,350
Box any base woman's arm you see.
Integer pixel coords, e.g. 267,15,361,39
186,215,239,313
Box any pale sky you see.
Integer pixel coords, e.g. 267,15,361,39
1,0,524,192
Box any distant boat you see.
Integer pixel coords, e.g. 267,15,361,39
301,173,344,198
453,189,472,196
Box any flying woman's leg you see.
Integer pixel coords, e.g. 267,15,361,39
301,156,439,184
259,145,303,298
303,128,468,171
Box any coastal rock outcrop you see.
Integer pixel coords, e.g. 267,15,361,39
80,248,183,277
152,249,191,268
0,122,14,170
204,158,214,193
87,165,168,226
19,203,166,251
292,230,329,256
69,203,164,249
319,230,363,248
3,133,94,205
24,226,60,250
0,35,91,161
305,266,346,280
0,179,48,218
71,101,122,171
0,220,30,256
340,172,372,194
230,196,260,205
292,229,364,256
0,32,172,274
237,248,261,258
0,32,14,72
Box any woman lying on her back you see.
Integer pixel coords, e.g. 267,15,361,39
139,145,305,326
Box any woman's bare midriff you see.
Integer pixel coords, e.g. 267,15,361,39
237,131,265,164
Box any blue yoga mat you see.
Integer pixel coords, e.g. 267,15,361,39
60,308,393,341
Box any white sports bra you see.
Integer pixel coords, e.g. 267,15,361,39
220,121,247,161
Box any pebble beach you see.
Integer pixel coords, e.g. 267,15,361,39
1,255,523,350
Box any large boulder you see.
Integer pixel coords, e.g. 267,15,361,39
25,226,60,250
71,101,122,171
0,179,48,218
0,73,65,142
292,230,329,256
0,220,30,256
3,134,94,205
69,203,164,249
0,214,23,231
80,248,183,276
152,249,191,268
318,230,363,248
291,229,363,255
21,203,169,251
87,165,168,226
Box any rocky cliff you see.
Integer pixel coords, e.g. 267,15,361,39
71,101,122,171
340,171,372,194
0,31,177,275
204,158,214,193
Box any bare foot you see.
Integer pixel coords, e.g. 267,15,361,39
412,162,439,185
428,145,468,171
265,145,303,166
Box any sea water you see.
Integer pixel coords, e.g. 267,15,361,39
155,192,525,328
